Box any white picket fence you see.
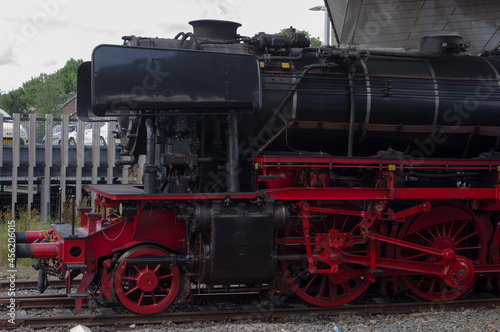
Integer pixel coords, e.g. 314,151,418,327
0,113,131,220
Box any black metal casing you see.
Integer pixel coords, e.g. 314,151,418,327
78,45,261,119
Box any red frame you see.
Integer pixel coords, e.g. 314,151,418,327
25,153,500,310
255,154,500,281
254,155,500,206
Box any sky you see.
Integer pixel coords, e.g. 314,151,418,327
0,0,328,92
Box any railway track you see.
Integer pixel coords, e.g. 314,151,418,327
0,294,82,309
0,295,499,329
0,279,78,292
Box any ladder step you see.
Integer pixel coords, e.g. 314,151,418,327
67,293,88,298
66,264,87,270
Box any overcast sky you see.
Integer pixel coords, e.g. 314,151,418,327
0,0,328,92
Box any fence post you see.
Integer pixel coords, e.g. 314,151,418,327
107,121,115,184
60,115,69,213
11,113,21,219
0,115,3,168
91,122,100,211
41,114,53,221
28,114,36,218
121,156,130,184
76,120,84,208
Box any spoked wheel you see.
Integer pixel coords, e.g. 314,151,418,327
280,201,369,306
113,245,181,314
397,202,487,301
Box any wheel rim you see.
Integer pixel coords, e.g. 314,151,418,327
280,201,369,306
113,246,181,314
397,202,486,301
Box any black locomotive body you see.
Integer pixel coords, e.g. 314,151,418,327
15,19,500,314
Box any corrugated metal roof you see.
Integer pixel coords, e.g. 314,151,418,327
325,0,500,54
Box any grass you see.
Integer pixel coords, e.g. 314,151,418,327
0,207,50,270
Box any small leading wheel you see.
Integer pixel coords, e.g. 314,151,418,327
280,201,369,306
113,245,181,314
397,202,487,302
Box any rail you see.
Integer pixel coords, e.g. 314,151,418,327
0,296,498,329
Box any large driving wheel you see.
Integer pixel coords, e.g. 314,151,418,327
280,201,369,306
113,245,181,314
397,202,486,301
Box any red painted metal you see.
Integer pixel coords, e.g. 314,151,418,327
88,184,262,201
396,202,487,301
341,252,474,288
62,209,187,261
490,218,500,268
265,187,390,200
254,155,500,205
254,155,500,169
19,151,500,312
299,167,331,188
61,238,86,264
363,232,457,260
75,271,95,312
99,259,113,302
30,242,59,259
307,206,367,218
280,201,370,307
314,230,354,249
388,202,431,220
262,167,297,188
113,246,181,314
22,231,46,244
474,265,500,273
394,188,498,200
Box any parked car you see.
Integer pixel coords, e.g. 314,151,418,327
1,108,28,145
42,124,78,145
68,122,109,146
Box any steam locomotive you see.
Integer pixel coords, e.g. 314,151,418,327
15,19,500,314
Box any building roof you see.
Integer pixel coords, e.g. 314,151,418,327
325,0,500,54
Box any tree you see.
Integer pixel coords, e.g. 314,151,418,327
0,87,29,115
25,73,66,115
277,28,322,47
57,58,84,95
0,58,83,116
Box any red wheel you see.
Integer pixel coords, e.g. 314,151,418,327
280,201,369,306
113,246,181,314
397,202,486,301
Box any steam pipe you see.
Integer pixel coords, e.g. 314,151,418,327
126,254,188,266
226,112,240,192
347,63,356,157
144,118,156,194
368,50,440,59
